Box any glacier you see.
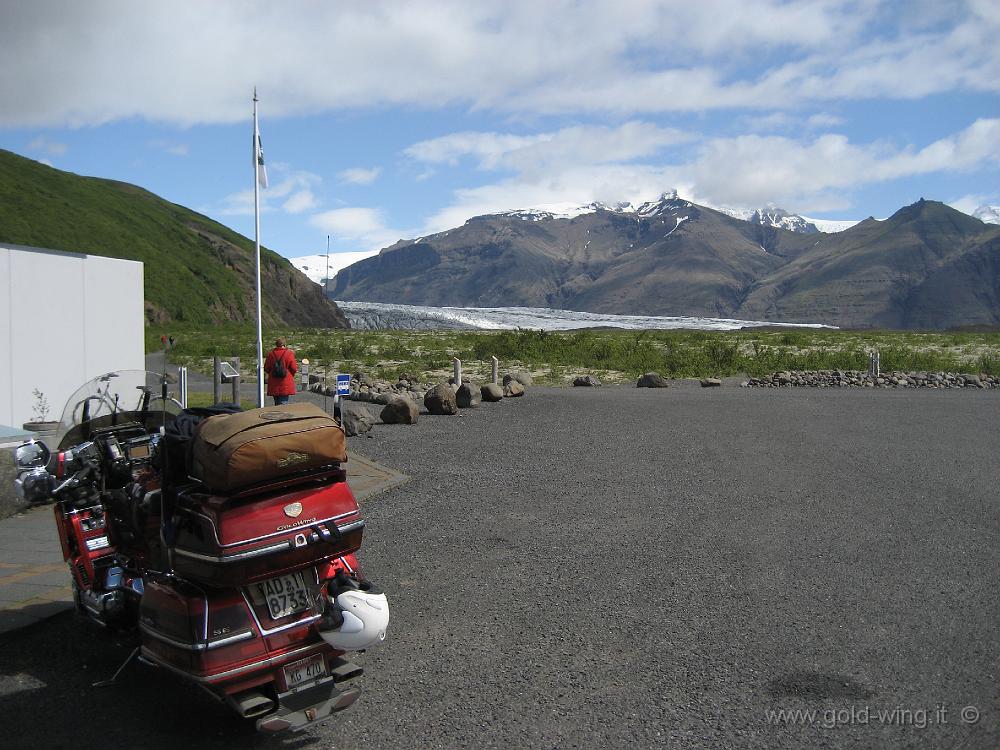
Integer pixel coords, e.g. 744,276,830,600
337,301,835,331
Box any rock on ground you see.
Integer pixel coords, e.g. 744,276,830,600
425,384,459,415
341,404,376,436
481,383,503,402
503,371,533,388
456,382,481,408
573,375,602,387
637,372,669,388
504,381,525,398
700,378,722,387
380,396,418,425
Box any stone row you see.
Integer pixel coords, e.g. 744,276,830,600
741,370,999,389
311,371,534,434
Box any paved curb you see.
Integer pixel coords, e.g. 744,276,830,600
0,452,406,637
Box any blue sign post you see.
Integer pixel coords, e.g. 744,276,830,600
336,374,351,396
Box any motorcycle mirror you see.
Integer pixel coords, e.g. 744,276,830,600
15,440,50,470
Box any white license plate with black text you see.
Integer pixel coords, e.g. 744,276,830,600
283,653,327,690
255,571,311,620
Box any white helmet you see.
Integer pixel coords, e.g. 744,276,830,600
317,573,389,651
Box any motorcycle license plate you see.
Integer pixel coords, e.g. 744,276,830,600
255,571,311,620
283,653,327,690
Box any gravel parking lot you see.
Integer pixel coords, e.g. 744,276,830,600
1,384,997,748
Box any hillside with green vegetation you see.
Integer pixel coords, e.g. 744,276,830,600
0,149,347,328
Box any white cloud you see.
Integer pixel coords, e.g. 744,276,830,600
216,165,322,216
406,122,690,172
806,113,844,129
337,167,382,185
413,118,1000,229
949,193,995,215
405,132,547,168
282,190,318,214
1,1,996,127
308,207,407,251
149,139,189,156
27,135,67,156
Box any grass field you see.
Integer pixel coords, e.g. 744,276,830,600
149,326,1000,386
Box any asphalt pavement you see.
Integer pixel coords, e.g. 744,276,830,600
0,384,997,748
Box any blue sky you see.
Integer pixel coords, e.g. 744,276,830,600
1,0,998,264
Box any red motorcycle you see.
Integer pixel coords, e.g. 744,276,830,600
13,370,388,733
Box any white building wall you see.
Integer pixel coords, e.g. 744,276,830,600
0,243,144,428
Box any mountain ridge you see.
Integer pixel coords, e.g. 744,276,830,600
333,197,1000,329
0,149,348,328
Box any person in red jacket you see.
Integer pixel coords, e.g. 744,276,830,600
263,338,298,405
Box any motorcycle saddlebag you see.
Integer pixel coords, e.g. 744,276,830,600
191,403,347,494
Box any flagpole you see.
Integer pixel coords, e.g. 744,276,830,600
253,88,265,408
325,234,330,299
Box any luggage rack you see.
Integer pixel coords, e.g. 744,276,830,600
182,463,347,502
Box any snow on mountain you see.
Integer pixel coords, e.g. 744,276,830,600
715,206,820,234
800,217,862,233
493,192,861,235
289,250,379,285
495,191,694,223
972,204,1000,224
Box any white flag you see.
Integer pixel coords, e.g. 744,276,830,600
254,120,268,189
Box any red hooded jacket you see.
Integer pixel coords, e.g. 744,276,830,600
263,346,298,396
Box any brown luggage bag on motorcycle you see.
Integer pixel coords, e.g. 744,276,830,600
191,403,347,493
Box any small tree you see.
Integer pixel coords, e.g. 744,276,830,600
30,388,50,423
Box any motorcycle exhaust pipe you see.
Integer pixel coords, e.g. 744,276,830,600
226,689,276,719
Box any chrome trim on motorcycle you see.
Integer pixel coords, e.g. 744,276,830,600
175,507,360,548
172,519,365,563
173,541,290,564
140,623,256,651
140,642,330,684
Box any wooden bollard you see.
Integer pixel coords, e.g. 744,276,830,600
453,357,462,386
491,356,499,384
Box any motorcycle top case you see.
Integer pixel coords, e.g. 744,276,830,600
191,403,347,494
172,475,365,586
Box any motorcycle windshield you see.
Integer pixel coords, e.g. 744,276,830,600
56,370,182,449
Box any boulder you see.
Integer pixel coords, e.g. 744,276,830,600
961,373,984,387
398,372,418,384
341,404,376,436
504,381,525,397
573,375,602,387
637,372,669,388
354,372,374,388
380,396,418,425
503,371,533,388
424,384,459,415
456,382,481,408
700,378,722,387
481,383,504,402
